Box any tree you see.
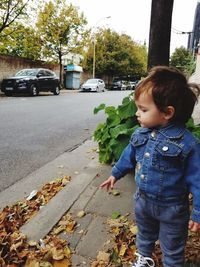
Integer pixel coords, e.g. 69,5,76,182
148,0,174,69
0,22,42,60
36,0,89,83
170,46,195,76
0,0,29,35
83,28,147,82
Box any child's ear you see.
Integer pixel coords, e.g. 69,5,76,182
164,106,175,120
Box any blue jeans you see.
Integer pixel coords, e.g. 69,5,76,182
134,191,190,267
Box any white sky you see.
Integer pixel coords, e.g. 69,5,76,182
69,0,198,54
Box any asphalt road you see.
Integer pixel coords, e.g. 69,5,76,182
0,90,132,192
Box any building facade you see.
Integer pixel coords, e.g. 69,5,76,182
188,2,200,55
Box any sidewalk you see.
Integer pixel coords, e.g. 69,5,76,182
20,139,135,266
0,139,135,266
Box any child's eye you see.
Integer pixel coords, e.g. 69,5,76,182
141,109,148,112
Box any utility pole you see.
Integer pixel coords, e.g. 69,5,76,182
148,0,174,69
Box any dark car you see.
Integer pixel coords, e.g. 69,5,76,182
129,81,138,90
1,68,60,96
111,80,127,90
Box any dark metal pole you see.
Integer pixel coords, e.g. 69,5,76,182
148,0,174,69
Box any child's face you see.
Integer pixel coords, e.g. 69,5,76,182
135,92,169,128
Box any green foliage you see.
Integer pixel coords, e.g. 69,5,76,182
186,118,200,140
170,46,195,77
0,0,29,34
35,0,89,82
93,93,139,164
0,22,42,60
83,28,147,79
36,0,89,62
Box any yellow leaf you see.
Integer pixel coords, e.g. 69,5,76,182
51,247,64,261
28,240,38,247
24,259,40,267
62,176,71,186
119,243,127,257
112,227,120,235
53,259,71,267
64,246,71,257
39,262,53,267
130,225,138,235
53,225,65,235
10,240,23,251
77,210,85,218
110,189,120,196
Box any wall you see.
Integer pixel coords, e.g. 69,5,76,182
80,71,91,84
189,46,200,84
0,54,60,82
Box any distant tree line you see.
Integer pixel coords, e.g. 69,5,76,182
0,0,195,82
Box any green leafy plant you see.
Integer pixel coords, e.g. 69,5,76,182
93,93,139,164
186,118,200,139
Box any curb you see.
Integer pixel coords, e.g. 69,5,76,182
20,158,101,241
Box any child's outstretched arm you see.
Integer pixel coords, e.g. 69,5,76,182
100,175,117,191
100,135,136,192
189,220,200,232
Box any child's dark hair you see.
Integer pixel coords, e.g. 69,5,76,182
135,66,200,123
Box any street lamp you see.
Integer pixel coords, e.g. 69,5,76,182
92,16,111,78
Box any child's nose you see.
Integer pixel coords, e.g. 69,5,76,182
136,110,140,117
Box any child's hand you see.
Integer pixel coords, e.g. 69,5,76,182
188,220,200,232
99,175,117,191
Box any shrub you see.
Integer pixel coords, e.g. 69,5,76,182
186,118,200,139
93,93,139,164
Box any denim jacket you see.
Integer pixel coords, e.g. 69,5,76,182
112,123,200,223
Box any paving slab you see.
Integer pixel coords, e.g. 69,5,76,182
75,215,111,259
59,213,93,249
86,173,136,218
72,254,91,267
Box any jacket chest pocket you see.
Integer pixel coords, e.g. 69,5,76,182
131,135,148,161
152,141,183,170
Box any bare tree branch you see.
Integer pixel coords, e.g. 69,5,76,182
0,0,29,34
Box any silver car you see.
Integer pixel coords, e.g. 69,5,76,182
80,78,105,92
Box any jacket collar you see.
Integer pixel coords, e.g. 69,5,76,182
139,124,186,139
158,123,186,139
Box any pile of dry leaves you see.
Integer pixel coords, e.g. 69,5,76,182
92,213,200,267
0,176,72,266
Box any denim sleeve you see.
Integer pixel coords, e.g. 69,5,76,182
185,141,200,223
111,142,136,180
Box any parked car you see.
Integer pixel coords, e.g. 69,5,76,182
1,68,60,96
112,80,127,90
129,81,138,90
80,78,105,92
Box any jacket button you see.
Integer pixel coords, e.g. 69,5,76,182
144,152,150,158
162,146,169,151
140,174,145,180
151,131,156,138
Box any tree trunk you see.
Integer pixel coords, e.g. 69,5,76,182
148,0,174,69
